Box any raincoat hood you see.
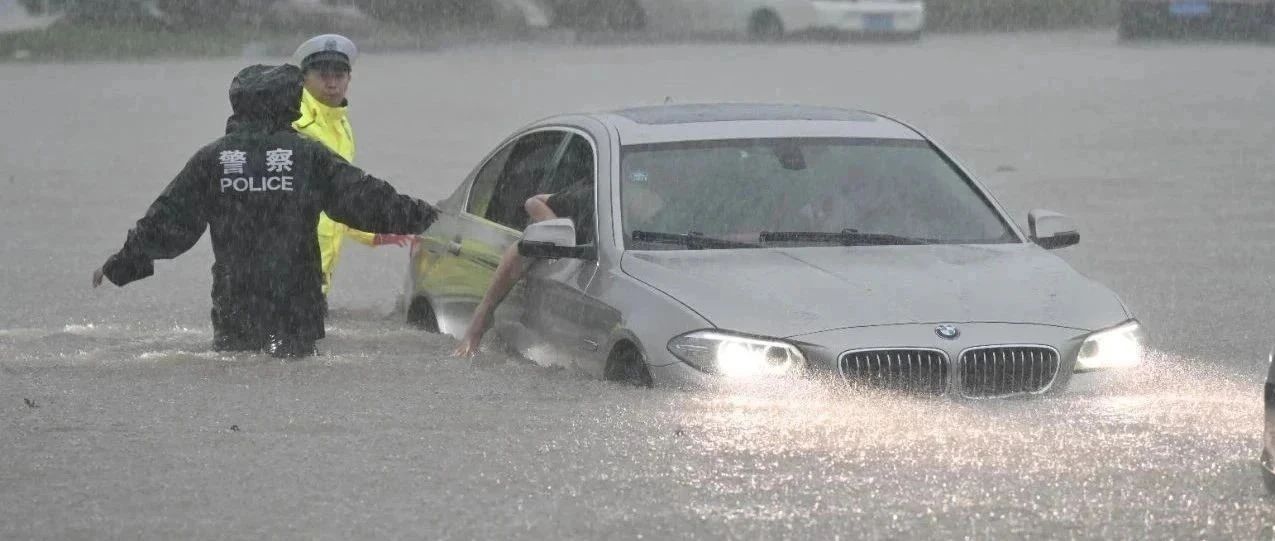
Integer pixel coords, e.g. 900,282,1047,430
226,64,303,133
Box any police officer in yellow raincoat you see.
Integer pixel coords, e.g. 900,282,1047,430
292,34,412,297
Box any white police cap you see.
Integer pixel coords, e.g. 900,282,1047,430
293,34,357,71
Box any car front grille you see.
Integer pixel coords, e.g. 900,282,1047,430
838,349,949,395
958,346,1059,398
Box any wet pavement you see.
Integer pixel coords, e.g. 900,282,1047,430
2,30,1275,538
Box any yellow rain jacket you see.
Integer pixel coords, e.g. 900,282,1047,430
293,88,376,294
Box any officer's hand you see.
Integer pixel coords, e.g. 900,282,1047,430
92,267,105,288
373,234,412,247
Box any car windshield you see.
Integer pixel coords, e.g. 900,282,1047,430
619,137,1018,250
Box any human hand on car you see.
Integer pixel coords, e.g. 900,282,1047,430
372,234,413,247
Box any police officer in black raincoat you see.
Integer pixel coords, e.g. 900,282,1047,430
92,64,437,357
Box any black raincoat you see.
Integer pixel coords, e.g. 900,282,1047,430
100,64,437,354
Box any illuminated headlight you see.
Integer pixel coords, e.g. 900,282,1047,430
1075,320,1146,372
668,330,807,378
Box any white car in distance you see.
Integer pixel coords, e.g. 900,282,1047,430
547,0,926,40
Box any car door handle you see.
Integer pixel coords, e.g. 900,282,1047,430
447,240,462,256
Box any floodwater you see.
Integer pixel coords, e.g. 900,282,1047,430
2,30,1275,538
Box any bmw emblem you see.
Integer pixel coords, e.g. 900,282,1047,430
935,324,960,340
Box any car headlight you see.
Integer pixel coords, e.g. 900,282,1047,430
668,330,807,378
1075,320,1146,372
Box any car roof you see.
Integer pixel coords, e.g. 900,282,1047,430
581,103,925,145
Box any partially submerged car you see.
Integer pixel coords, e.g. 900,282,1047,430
546,0,925,40
404,103,1145,395
1119,0,1275,40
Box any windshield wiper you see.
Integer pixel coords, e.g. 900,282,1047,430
759,229,935,246
631,230,759,250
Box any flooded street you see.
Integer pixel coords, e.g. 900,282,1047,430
3,30,1275,537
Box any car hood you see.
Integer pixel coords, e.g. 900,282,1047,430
619,244,1129,339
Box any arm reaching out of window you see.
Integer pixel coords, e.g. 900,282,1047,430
452,192,568,358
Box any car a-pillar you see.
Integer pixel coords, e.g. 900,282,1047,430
605,340,654,388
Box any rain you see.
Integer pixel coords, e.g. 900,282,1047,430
2,0,1275,538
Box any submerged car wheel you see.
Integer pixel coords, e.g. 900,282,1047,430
748,10,784,41
606,343,653,388
406,296,440,333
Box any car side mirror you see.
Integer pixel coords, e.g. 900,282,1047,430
1028,209,1080,250
518,218,595,259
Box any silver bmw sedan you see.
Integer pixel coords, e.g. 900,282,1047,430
404,103,1145,396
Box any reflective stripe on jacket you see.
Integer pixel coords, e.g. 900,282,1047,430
293,88,375,294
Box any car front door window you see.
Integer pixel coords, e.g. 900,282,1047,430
480,131,568,230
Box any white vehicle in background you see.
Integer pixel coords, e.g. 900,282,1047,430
548,0,925,40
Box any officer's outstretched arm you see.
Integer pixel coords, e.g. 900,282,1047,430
317,149,437,235
98,150,210,287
